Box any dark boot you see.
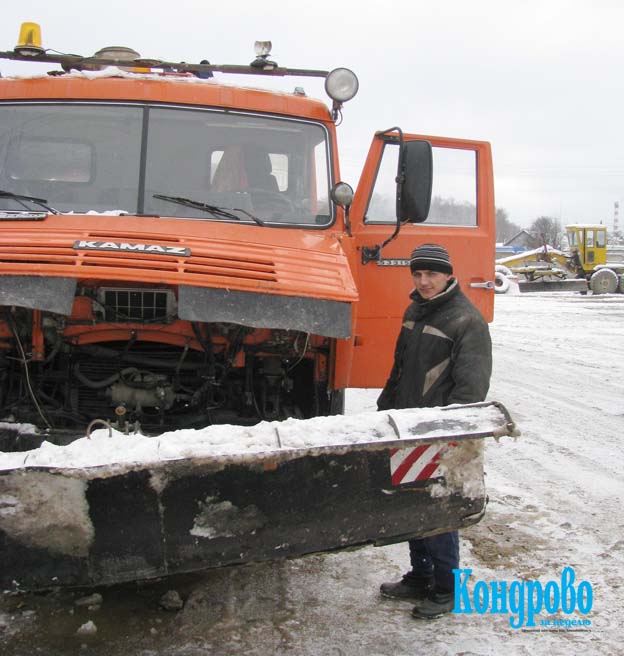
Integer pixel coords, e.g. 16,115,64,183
380,573,433,601
411,589,454,620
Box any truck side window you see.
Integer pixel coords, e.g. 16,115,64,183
268,153,288,191
365,144,478,226
210,151,224,184
587,231,595,247
313,141,330,217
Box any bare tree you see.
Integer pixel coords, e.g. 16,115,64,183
529,216,563,249
495,207,522,243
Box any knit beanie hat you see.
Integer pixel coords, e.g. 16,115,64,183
409,243,453,274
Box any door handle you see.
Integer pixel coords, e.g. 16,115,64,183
470,281,495,289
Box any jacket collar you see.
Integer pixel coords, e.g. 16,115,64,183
410,278,459,311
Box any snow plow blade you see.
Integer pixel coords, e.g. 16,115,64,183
0,401,517,590
519,278,588,293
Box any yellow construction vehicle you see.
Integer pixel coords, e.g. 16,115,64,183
565,224,624,293
496,224,624,294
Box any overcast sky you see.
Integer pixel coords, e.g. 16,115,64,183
2,0,623,229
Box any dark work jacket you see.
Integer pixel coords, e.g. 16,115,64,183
377,279,492,410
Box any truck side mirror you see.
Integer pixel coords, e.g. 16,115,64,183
397,140,432,223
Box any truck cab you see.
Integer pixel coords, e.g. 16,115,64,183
566,224,608,270
0,50,495,434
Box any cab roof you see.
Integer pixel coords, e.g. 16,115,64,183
0,67,333,122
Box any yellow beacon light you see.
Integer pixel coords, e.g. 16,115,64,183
15,21,44,55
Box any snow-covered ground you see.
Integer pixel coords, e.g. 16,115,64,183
1,292,622,655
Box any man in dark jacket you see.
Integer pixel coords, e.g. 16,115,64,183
378,243,492,620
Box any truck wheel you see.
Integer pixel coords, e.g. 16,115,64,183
494,271,510,294
590,268,618,294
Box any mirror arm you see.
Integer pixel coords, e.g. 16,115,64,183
344,205,352,237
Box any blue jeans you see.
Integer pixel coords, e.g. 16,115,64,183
409,530,459,593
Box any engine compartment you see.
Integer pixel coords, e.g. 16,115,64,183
0,284,338,441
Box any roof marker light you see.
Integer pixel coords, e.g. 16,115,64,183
15,22,44,56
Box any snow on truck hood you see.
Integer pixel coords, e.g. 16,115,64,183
0,403,513,473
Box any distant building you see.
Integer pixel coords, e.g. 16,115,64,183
495,230,535,258
503,230,537,249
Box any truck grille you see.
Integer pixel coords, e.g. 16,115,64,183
0,232,357,300
96,288,176,322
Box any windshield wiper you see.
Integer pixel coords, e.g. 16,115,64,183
154,194,266,226
0,190,60,215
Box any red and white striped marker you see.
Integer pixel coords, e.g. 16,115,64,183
390,443,455,485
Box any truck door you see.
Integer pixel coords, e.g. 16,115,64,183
345,133,495,389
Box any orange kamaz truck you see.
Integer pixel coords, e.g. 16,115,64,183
0,24,513,589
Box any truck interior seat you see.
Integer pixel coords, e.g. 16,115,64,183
243,145,279,193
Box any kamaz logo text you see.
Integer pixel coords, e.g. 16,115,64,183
73,240,190,256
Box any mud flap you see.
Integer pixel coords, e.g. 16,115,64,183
0,402,517,590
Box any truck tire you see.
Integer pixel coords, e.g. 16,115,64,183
494,271,510,294
495,264,513,277
590,268,618,294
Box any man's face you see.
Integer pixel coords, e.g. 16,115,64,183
411,269,452,300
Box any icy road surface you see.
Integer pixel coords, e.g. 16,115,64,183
1,292,622,655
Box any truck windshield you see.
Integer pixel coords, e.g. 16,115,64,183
0,103,332,226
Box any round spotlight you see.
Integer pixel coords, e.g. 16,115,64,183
330,182,354,208
325,68,359,103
